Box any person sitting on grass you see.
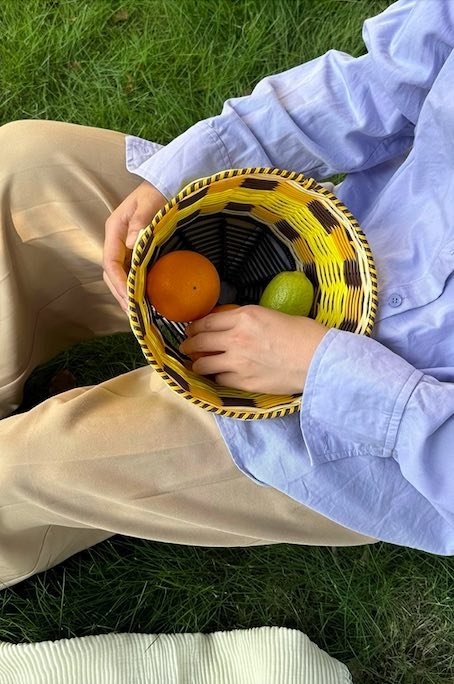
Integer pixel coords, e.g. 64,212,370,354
0,0,453,589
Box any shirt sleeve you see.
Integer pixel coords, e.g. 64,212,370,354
300,328,454,548
126,0,454,198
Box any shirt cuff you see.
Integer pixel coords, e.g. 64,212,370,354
300,328,422,464
125,121,234,199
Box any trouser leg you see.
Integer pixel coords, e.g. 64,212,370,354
0,119,141,417
0,364,375,589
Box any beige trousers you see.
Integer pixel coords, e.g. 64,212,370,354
0,120,374,589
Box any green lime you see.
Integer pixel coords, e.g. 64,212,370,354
259,271,314,316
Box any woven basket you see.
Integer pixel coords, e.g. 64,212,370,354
127,167,377,420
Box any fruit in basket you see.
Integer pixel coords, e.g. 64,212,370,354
259,271,314,317
146,250,220,322
210,303,240,313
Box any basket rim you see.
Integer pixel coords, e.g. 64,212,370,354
127,166,378,420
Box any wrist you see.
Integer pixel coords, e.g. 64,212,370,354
282,317,330,394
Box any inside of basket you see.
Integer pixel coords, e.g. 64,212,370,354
145,211,312,360
157,213,297,302
139,173,372,365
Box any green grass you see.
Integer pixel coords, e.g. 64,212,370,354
1,1,453,682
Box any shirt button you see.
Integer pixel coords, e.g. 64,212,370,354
388,293,402,307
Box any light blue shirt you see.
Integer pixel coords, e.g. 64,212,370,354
125,0,454,555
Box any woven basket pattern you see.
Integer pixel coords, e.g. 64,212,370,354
127,167,377,419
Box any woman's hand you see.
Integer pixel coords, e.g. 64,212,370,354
103,180,167,312
180,305,329,395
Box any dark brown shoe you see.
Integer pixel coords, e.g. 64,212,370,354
48,369,77,396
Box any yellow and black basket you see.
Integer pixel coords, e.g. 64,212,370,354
127,167,377,420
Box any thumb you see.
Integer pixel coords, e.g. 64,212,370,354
124,180,168,249
125,219,146,249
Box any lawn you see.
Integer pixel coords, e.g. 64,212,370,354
1,1,453,682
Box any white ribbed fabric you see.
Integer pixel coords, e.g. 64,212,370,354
0,627,352,683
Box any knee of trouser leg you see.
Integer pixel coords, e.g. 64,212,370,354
0,120,59,174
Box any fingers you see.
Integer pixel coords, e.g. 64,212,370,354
191,351,232,377
103,271,129,314
125,225,143,250
191,356,249,392
179,331,229,356
103,181,168,313
212,372,247,390
103,235,131,305
103,227,144,314
186,308,240,337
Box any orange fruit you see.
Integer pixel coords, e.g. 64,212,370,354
146,250,220,322
210,303,240,313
